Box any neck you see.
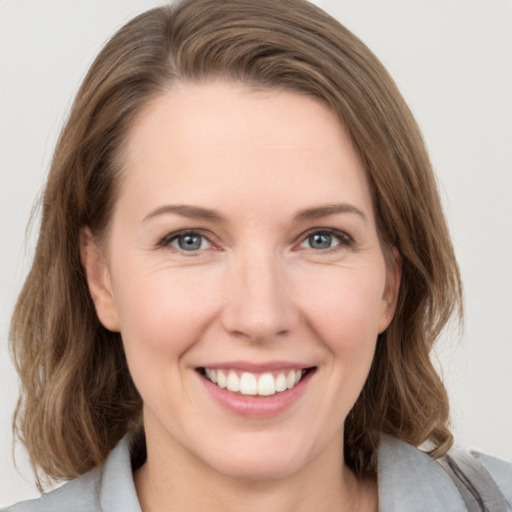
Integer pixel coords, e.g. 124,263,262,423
134,427,377,512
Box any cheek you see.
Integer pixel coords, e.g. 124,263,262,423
111,265,221,360
294,266,384,409
297,266,386,348
110,266,224,421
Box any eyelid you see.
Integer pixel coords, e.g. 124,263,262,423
156,227,355,253
158,229,217,252
296,227,355,251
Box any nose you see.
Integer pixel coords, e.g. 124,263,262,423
220,248,298,343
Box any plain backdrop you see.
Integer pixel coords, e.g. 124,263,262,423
1,0,511,506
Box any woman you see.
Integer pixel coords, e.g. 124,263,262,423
5,0,511,510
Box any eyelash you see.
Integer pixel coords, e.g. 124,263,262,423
158,229,215,253
157,228,355,254
299,228,355,253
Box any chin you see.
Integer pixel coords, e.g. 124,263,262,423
200,434,313,482
212,455,303,482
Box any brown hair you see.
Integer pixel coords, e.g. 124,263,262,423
10,0,462,488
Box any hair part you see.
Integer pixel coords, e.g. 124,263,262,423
10,0,462,489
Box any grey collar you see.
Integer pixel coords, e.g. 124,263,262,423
99,435,142,512
98,433,468,512
377,434,467,511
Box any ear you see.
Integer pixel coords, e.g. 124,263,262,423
80,227,120,332
378,247,402,333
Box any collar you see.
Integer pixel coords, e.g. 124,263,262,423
97,433,467,512
377,434,467,511
99,435,142,512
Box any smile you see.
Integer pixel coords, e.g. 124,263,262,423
199,368,313,396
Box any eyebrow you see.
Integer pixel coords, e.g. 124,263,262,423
143,202,367,224
143,204,225,223
294,203,367,224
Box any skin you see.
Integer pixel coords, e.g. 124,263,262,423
82,81,400,512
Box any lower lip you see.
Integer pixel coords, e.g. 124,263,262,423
199,371,314,418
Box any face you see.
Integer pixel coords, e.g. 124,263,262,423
83,81,399,481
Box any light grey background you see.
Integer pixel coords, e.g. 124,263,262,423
1,0,511,506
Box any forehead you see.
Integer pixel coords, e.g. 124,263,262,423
116,81,373,221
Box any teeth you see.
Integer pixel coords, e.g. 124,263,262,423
217,370,227,388
204,368,306,396
226,371,240,392
240,372,257,395
275,373,287,392
257,373,275,396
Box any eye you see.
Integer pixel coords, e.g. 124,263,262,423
163,231,212,252
299,229,352,251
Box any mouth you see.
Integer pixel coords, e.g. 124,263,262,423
197,366,316,397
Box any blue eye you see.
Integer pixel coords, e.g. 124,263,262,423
308,233,335,249
168,232,211,251
299,230,351,251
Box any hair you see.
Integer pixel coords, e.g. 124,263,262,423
10,0,462,489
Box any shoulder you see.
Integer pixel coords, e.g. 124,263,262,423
2,468,102,512
3,435,142,512
472,450,512,505
377,434,512,512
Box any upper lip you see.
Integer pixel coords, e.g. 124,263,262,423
197,361,315,372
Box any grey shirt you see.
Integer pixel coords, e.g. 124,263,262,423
4,434,511,511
